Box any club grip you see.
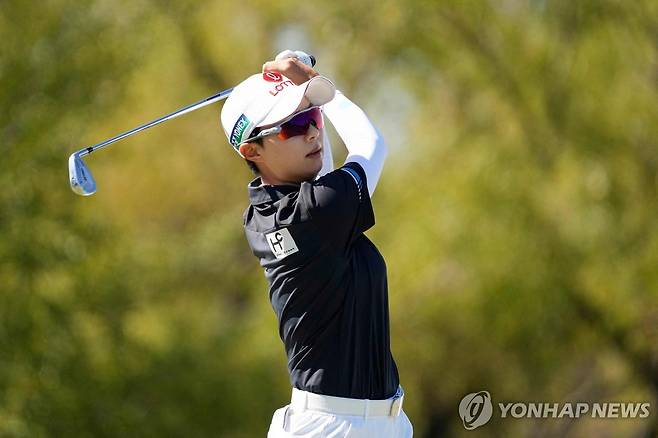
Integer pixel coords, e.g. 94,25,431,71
276,50,316,68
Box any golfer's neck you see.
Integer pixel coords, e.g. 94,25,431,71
260,173,299,187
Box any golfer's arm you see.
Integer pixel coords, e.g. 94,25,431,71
322,90,388,197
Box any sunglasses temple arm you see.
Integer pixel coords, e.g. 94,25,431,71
245,127,281,143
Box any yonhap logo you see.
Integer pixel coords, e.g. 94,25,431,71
459,391,493,430
458,390,651,430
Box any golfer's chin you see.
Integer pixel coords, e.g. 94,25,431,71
295,165,323,183
284,153,324,183
308,157,324,180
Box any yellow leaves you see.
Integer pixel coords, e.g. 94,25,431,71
123,306,172,354
72,311,115,376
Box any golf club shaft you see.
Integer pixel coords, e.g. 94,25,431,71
77,87,234,157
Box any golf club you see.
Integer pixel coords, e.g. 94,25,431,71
69,54,316,196
68,87,233,196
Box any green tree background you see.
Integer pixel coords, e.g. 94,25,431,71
1,0,657,436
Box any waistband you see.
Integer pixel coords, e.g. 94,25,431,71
290,386,405,417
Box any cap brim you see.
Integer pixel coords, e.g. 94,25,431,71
305,76,336,106
258,76,336,128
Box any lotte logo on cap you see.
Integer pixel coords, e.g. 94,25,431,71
263,72,283,82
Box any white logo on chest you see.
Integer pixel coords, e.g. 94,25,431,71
265,228,299,259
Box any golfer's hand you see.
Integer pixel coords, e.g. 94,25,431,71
263,56,318,86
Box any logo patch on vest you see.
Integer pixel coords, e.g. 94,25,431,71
265,228,299,259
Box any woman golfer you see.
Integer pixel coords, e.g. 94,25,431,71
220,50,413,437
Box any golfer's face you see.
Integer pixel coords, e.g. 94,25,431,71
259,120,324,183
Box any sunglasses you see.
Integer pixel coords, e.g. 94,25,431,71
245,106,324,143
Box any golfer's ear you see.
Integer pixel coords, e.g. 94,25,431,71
239,142,262,161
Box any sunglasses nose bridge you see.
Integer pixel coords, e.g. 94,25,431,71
307,122,320,138
296,122,318,143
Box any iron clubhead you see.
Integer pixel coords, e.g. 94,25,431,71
69,153,97,196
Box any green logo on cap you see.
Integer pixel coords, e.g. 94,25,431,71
230,114,250,147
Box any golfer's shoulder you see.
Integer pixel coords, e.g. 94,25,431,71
307,162,366,195
298,162,369,215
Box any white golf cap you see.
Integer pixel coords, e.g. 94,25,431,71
220,72,336,156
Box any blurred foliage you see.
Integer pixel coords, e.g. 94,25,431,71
1,0,658,436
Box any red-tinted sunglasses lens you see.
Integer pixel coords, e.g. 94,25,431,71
278,107,324,140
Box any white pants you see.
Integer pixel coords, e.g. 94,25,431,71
267,389,413,437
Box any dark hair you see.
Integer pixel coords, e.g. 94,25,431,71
245,157,260,175
244,129,262,175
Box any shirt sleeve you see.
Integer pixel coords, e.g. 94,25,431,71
322,90,388,197
299,161,375,250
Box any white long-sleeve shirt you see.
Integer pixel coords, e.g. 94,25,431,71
318,90,388,197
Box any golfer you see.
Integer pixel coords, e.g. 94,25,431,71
220,50,413,437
